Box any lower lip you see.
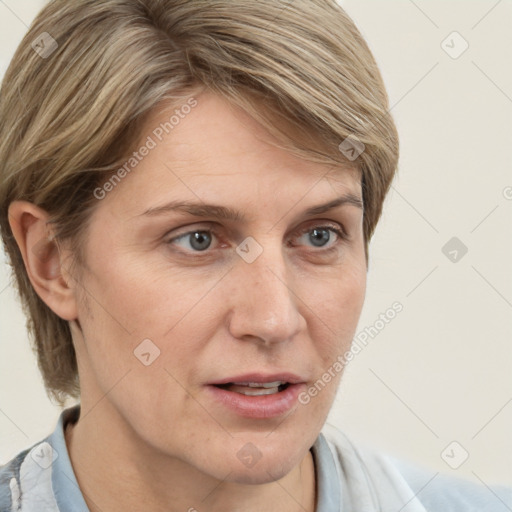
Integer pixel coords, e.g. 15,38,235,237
205,383,306,419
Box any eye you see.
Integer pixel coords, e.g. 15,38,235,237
169,229,218,252
166,223,346,255
293,224,346,250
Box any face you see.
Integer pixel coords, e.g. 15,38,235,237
71,91,367,484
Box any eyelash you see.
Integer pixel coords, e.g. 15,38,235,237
166,223,348,256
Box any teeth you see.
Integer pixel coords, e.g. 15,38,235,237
214,381,290,396
236,387,280,396
232,381,285,388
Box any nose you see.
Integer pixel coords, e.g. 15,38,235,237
226,238,305,346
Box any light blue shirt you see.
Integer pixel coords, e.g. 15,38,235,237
1,405,511,511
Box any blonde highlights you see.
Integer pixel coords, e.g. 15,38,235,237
0,0,399,403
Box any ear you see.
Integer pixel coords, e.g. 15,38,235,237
7,200,78,321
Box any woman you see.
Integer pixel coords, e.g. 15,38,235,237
0,1,510,511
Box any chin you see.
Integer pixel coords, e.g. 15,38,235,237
223,463,295,486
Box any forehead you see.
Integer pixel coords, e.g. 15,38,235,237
103,92,362,218
141,92,358,171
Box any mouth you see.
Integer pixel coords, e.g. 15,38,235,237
212,381,291,396
205,373,307,418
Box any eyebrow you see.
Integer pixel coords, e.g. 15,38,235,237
138,193,363,222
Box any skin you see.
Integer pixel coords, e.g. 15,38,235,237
9,91,367,512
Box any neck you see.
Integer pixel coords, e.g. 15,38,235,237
64,403,317,512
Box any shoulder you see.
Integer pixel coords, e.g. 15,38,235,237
320,424,512,512
390,455,512,512
0,446,31,511
319,423,428,511
0,439,61,511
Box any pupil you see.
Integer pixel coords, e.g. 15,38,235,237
310,228,330,247
190,231,212,251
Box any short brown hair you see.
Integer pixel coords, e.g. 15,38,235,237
0,0,399,404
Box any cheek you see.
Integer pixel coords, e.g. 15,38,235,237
74,269,210,443
74,251,222,394
298,273,366,421
80,245,203,338
309,262,366,358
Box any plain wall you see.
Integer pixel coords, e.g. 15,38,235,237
1,0,511,487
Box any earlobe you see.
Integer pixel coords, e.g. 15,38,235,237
7,200,78,321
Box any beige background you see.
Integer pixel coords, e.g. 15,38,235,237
1,0,511,487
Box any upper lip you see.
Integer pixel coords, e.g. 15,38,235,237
208,372,306,386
